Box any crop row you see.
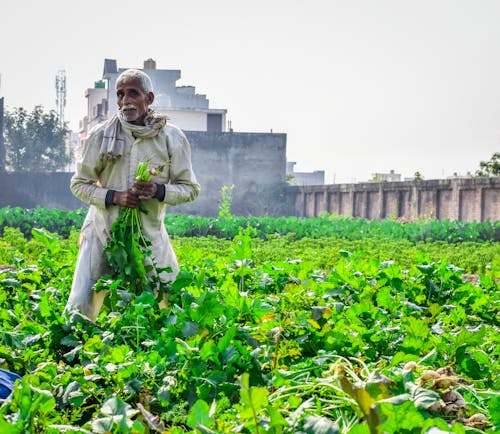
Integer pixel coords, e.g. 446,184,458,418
1,227,499,275
1,206,499,242
0,228,498,432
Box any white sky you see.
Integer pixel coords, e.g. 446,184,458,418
1,0,499,183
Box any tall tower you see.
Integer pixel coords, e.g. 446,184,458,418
55,70,66,126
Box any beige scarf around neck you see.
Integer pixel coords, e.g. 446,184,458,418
99,110,168,161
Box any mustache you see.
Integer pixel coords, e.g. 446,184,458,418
121,104,137,111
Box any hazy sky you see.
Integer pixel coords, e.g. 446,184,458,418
1,0,499,183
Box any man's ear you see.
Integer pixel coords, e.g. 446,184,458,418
147,92,154,105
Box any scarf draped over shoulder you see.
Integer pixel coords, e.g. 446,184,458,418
99,110,168,161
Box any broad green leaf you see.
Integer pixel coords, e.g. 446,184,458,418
378,401,425,432
100,396,137,418
181,320,200,338
489,395,500,428
375,286,393,309
406,383,440,411
0,417,23,433
268,406,287,430
187,399,214,429
172,270,194,291
238,373,269,419
91,416,120,433
200,340,218,360
365,371,393,400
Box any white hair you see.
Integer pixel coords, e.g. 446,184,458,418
116,69,153,93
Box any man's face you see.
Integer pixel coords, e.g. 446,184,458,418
116,77,154,125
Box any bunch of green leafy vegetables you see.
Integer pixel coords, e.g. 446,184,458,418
97,161,170,312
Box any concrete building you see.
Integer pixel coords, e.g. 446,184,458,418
286,161,325,186
80,81,107,136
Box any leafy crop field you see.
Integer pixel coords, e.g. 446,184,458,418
0,210,499,433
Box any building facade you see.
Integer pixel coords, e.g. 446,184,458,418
286,161,325,186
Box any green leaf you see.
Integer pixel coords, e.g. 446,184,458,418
181,321,200,338
0,417,23,433
238,373,269,420
456,345,488,379
406,382,441,411
172,270,194,291
91,417,118,433
489,395,500,428
200,340,218,361
221,345,238,364
375,286,393,309
268,406,287,429
378,401,425,432
187,399,214,429
100,396,137,418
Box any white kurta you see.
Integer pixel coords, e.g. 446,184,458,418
65,121,200,320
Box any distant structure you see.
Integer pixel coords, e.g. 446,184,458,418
78,80,108,152
371,169,401,182
448,171,473,179
55,70,67,126
286,161,325,185
79,58,227,143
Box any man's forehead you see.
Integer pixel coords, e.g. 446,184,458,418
116,77,143,90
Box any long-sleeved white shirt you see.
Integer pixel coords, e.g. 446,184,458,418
71,121,200,275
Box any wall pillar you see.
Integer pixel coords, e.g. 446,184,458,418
451,181,460,220
378,183,384,219
480,187,485,222
411,182,419,220
349,185,355,217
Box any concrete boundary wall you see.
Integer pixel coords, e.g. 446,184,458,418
286,177,500,222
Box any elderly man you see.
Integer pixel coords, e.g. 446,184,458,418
65,68,200,321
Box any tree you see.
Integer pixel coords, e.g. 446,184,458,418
3,105,71,171
475,152,500,177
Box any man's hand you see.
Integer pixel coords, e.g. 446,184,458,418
133,181,158,201
112,182,157,208
112,189,141,208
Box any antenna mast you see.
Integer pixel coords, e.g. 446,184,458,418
55,70,66,125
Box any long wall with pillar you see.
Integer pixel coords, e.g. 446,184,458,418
286,177,500,222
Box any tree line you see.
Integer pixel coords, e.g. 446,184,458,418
2,105,70,171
